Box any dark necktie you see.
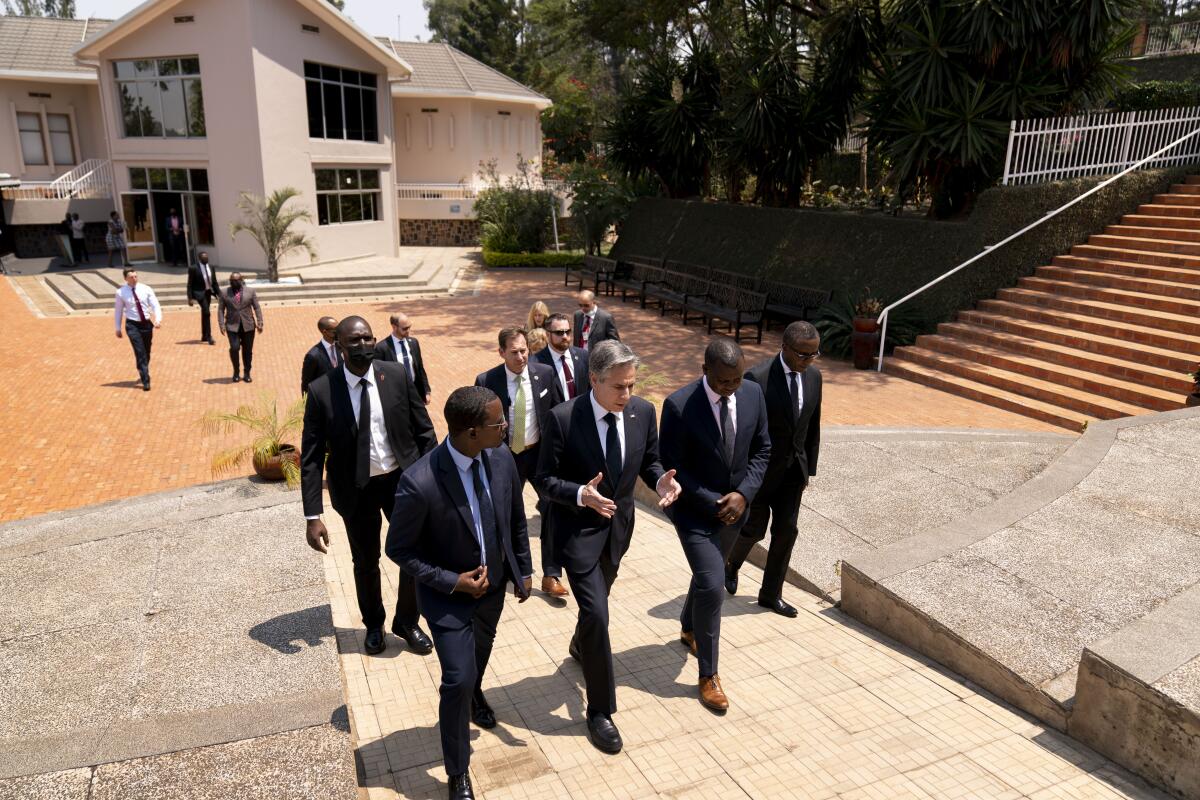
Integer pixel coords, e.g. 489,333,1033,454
470,459,503,578
789,371,801,422
719,396,735,467
603,412,622,487
399,339,413,381
582,315,592,348
132,287,146,323
355,378,371,488
328,344,338,368
561,354,576,399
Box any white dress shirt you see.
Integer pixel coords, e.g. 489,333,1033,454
580,308,597,346
779,353,804,415
199,262,213,292
446,440,494,567
114,283,162,331
505,366,540,447
576,391,626,506
344,364,398,477
702,375,737,438
392,335,414,380
550,347,575,398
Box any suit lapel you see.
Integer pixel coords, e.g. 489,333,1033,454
577,397,608,481
691,381,723,457
734,384,754,457
768,358,795,431
331,368,357,437
436,444,478,536
482,449,507,530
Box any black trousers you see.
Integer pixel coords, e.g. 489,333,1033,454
342,469,419,630
678,522,741,678
193,291,213,342
422,583,505,776
168,232,185,265
566,546,620,716
71,236,88,262
125,320,153,386
513,443,561,578
227,325,255,375
728,463,806,603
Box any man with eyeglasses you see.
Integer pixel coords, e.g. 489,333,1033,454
573,290,620,349
534,313,590,400
725,321,823,619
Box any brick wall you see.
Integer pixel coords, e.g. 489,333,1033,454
398,219,480,247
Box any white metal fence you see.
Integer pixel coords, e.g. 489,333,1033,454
1,158,113,200
1141,20,1200,58
396,178,571,200
1001,107,1200,186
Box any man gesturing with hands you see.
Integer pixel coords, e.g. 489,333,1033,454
534,340,681,755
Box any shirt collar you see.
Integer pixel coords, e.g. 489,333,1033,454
702,375,725,406
445,439,478,473
590,391,620,423
343,363,375,388
392,335,405,346
778,352,797,376
504,365,527,381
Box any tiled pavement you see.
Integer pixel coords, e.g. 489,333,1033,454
0,265,1062,524
322,489,1167,800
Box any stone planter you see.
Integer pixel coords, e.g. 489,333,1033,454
253,444,299,482
851,316,881,370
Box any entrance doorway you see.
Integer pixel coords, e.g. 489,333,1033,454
151,191,186,265
126,166,214,266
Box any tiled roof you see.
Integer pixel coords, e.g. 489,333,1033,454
381,39,549,103
0,15,110,73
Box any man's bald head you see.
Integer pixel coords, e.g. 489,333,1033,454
337,315,371,338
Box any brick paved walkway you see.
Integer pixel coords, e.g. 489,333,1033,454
0,268,1061,523
322,488,1165,800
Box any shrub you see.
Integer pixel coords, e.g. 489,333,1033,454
474,158,553,253
813,294,925,359
482,250,584,268
1110,80,1200,111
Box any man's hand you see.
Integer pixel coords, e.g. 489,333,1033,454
153,321,162,329
716,492,747,525
580,472,616,518
517,576,533,602
115,329,123,339
256,326,263,334
656,469,681,508
305,519,330,554
188,298,195,307
454,566,489,598
424,394,432,406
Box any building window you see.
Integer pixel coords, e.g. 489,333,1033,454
114,57,205,138
304,62,378,142
47,114,75,165
17,112,46,165
314,168,381,225
127,166,214,244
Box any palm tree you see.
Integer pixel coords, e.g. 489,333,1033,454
201,392,306,488
229,187,317,283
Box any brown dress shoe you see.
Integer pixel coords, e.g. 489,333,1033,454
541,576,569,597
679,630,698,656
699,674,729,711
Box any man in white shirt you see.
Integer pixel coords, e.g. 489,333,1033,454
113,268,162,392
534,313,590,400
301,316,340,396
374,312,431,405
573,290,619,349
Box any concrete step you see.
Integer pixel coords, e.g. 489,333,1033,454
1186,174,1200,184
1151,193,1200,207
891,346,1148,420
955,310,1198,373
47,280,442,311
1070,243,1200,270
1105,223,1200,242
1167,182,1200,195
882,358,1091,431
917,331,1188,406
1051,254,1200,286
1134,204,1200,218
974,299,1200,352
1037,264,1200,299
1009,280,1200,322
1086,233,1200,257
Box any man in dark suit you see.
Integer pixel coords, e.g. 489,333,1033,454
386,386,533,800
301,316,340,396
535,312,590,400
216,272,263,383
573,290,619,350
302,316,437,658
474,327,567,598
660,336,770,712
534,340,681,754
726,322,822,618
374,312,432,405
186,251,220,345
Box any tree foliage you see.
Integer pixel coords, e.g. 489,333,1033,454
2,0,74,16
228,188,317,283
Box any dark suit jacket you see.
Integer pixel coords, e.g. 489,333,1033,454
301,340,338,397
374,335,431,399
533,394,666,572
385,443,532,623
534,345,590,397
659,378,771,532
473,362,563,448
216,285,263,332
744,357,821,483
573,307,619,349
300,361,438,519
186,261,219,300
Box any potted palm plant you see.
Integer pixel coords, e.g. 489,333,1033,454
1187,364,1200,408
851,292,884,370
201,392,305,487
229,187,317,283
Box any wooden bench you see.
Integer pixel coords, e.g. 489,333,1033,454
759,280,832,327
612,262,666,307
644,269,702,317
576,255,618,294
687,284,768,343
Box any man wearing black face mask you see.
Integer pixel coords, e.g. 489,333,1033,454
301,316,439,657
216,272,263,383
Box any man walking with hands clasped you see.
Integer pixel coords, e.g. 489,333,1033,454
113,268,161,392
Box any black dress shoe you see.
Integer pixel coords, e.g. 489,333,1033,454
447,772,474,800
471,691,496,729
364,627,385,655
142,383,150,392
243,373,253,383
232,374,240,383
207,338,216,345
725,566,738,595
586,712,622,754
757,597,798,618
392,621,434,655
569,637,581,662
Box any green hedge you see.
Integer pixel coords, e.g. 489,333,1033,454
1110,80,1200,110
611,167,1193,328
482,250,585,268
1123,52,1200,84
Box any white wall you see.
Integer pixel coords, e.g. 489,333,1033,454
0,78,105,181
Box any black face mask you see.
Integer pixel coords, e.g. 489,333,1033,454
229,280,242,291
344,344,375,370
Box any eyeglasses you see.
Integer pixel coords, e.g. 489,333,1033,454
476,420,508,430
548,329,572,336
785,345,821,360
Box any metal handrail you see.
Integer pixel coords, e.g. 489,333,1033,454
875,124,1200,372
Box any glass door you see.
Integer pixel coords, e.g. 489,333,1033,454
120,192,156,262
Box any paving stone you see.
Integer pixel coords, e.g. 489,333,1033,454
0,767,91,800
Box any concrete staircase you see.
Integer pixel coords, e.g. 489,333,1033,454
888,176,1200,431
